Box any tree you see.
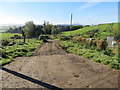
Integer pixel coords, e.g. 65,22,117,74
52,26,58,35
23,21,36,38
35,25,44,37
42,21,52,35
21,26,26,43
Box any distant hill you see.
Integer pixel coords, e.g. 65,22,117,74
0,24,23,32
62,23,118,39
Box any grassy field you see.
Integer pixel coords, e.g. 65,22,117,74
0,33,42,65
62,23,118,39
0,33,22,41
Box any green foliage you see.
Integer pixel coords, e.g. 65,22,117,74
104,49,114,56
92,58,103,63
1,39,42,65
2,39,10,46
109,62,120,69
101,60,111,65
62,23,118,39
60,40,119,70
5,26,22,33
42,21,53,34
60,41,75,48
38,35,48,42
0,33,22,41
83,53,95,58
52,26,58,35
60,35,71,41
23,21,36,38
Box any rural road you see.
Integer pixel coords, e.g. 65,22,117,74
0,41,119,89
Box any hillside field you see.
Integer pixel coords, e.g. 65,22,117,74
62,23,118,39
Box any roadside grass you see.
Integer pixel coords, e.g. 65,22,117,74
0,38,42,65
59,40,120,70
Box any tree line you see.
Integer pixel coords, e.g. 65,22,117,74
5,21,84,38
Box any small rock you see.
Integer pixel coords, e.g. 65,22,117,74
74,74,79,78
86,85,89,87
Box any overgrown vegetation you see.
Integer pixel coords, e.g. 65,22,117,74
0,38,42,65
1,21,119,70
60,40,120,70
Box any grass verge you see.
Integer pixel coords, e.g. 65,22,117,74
59,40,120,70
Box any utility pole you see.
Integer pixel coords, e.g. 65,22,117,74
70,13,72,37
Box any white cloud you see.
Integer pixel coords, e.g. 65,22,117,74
76,0,102,12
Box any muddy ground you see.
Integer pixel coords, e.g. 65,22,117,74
0,41,119,89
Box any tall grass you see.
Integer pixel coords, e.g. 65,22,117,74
1,33,42,65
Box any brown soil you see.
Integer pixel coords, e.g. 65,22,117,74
0,41,119,89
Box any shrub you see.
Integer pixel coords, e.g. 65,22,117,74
101,60,111,65
2,49,9,58
28,47,36,51
83,53,95,58
15,48,28,52
109,62,120,69
2,39,10,46
8,42,16,46
60,36,71,41
38,35,48,42
93,58,103,63
104,49,114,56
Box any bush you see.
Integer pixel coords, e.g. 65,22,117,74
60,41,75,48
17,42,27,45
92,58,104,63
60,36,71,41
38,35,48,42
83,53,95,58
0,58,11,65
28,47,36,51
15,48,28,52
101,60,111,65
1,49,9,58
2,39,10,46
109,62,120,69
104,49,114,56
8,42,16,46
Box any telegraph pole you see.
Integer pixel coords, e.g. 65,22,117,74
70,13,72,37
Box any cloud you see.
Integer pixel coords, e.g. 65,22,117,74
76,0,102,11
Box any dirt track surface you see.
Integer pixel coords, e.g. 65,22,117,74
1,41,119,89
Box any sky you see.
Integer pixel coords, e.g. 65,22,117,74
0,1,118,25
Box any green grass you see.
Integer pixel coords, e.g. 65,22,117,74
0,33,22,41
1,38,42,65
60,40,120,70
62,23,118,39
